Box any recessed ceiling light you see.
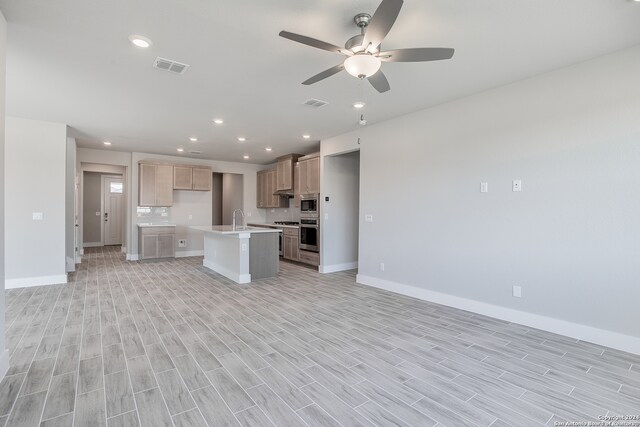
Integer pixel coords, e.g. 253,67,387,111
237,137,246,142
177,148,184,152
353,101,365,109
265,147,273,152
189,137,198,142
128,35,152,48
243,155,250,159
213,119,224,124
103,141,112,146
302,135,311,139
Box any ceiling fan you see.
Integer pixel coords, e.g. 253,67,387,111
279,0,455,93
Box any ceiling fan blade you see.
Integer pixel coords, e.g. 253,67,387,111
302,64,345,85
362,0,404,53
378,47,455,62
279,31,350,55
368,70,391,93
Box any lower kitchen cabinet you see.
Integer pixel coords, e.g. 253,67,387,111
283,228,299,261
298,249,319,266
138,226,176,260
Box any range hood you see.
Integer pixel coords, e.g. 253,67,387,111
274,190,294,198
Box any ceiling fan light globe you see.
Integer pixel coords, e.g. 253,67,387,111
344,54,382,78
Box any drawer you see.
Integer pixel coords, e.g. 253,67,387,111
140,227,176,235
283,228,298,236
298,250,319,266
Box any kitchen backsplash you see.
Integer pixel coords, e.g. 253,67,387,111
265,202,300,223
137,206,171,223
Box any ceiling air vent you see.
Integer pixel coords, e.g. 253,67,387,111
153,57,190,75
303,98,329,108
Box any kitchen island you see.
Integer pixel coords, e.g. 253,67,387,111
189,226,280,284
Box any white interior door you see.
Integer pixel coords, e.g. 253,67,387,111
103,176,124,245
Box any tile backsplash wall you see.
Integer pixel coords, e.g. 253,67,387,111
137,207,171,223
265,200,301,223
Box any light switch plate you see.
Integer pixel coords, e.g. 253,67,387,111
513,285,522,298
365,214,373,222
95,212,101,216
32,212,44,221
480,182,488,193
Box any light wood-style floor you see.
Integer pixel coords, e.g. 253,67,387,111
1,246,639,427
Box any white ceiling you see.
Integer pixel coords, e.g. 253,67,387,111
1,0,639,164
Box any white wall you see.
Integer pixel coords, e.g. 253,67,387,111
320,151,360,273
321,45,640,353
65,137,76,271
0,10,9,379
5,117,68,288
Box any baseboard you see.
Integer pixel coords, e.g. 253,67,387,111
83,242,102,248
356,274,640,355
176,250,204,258
203,259,251,284
126,254,139,261
320,262,358,274
0,350,9,383
6,274,68,289
66,256,75,273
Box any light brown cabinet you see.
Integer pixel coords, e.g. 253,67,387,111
173,166,212,191
139,163,174,207
256,169,287,209
138,226,175,260
283,228,299,261
293,162,301,208
298,154,320,195
276,154,301,192
192,167,212,190
299,250,319,266
173,166,193,190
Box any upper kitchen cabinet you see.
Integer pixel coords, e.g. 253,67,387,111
276,154,301,192
139,163,174,206
192,167,212,190
298,153,320,194
256,169,287,209
173,165,212,191
173,166,193,190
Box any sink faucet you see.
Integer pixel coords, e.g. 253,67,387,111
232,209,246,230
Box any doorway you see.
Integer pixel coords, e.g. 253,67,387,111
212,172,244,225
321,150,360,273
82,171,124,247
103,175,124,245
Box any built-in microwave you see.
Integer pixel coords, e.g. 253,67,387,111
300,194,319,218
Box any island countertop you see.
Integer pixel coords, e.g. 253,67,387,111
137,223,176,228
189,225,281,235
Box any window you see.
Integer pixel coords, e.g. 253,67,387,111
110,182,123,193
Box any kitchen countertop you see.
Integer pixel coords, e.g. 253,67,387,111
248,222,300,229
137,223,176,228
190,225,281,235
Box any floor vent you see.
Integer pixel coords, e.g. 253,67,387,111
303,98,329,108
153,57,190,75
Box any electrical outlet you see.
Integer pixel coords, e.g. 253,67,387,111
379,262,385,272
178,239,187,248
247,212,252,217
512,180,522,192
365,214,373,222
32,212,43,221
480,182,488,193
95,211,101,216
513,285,522,298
